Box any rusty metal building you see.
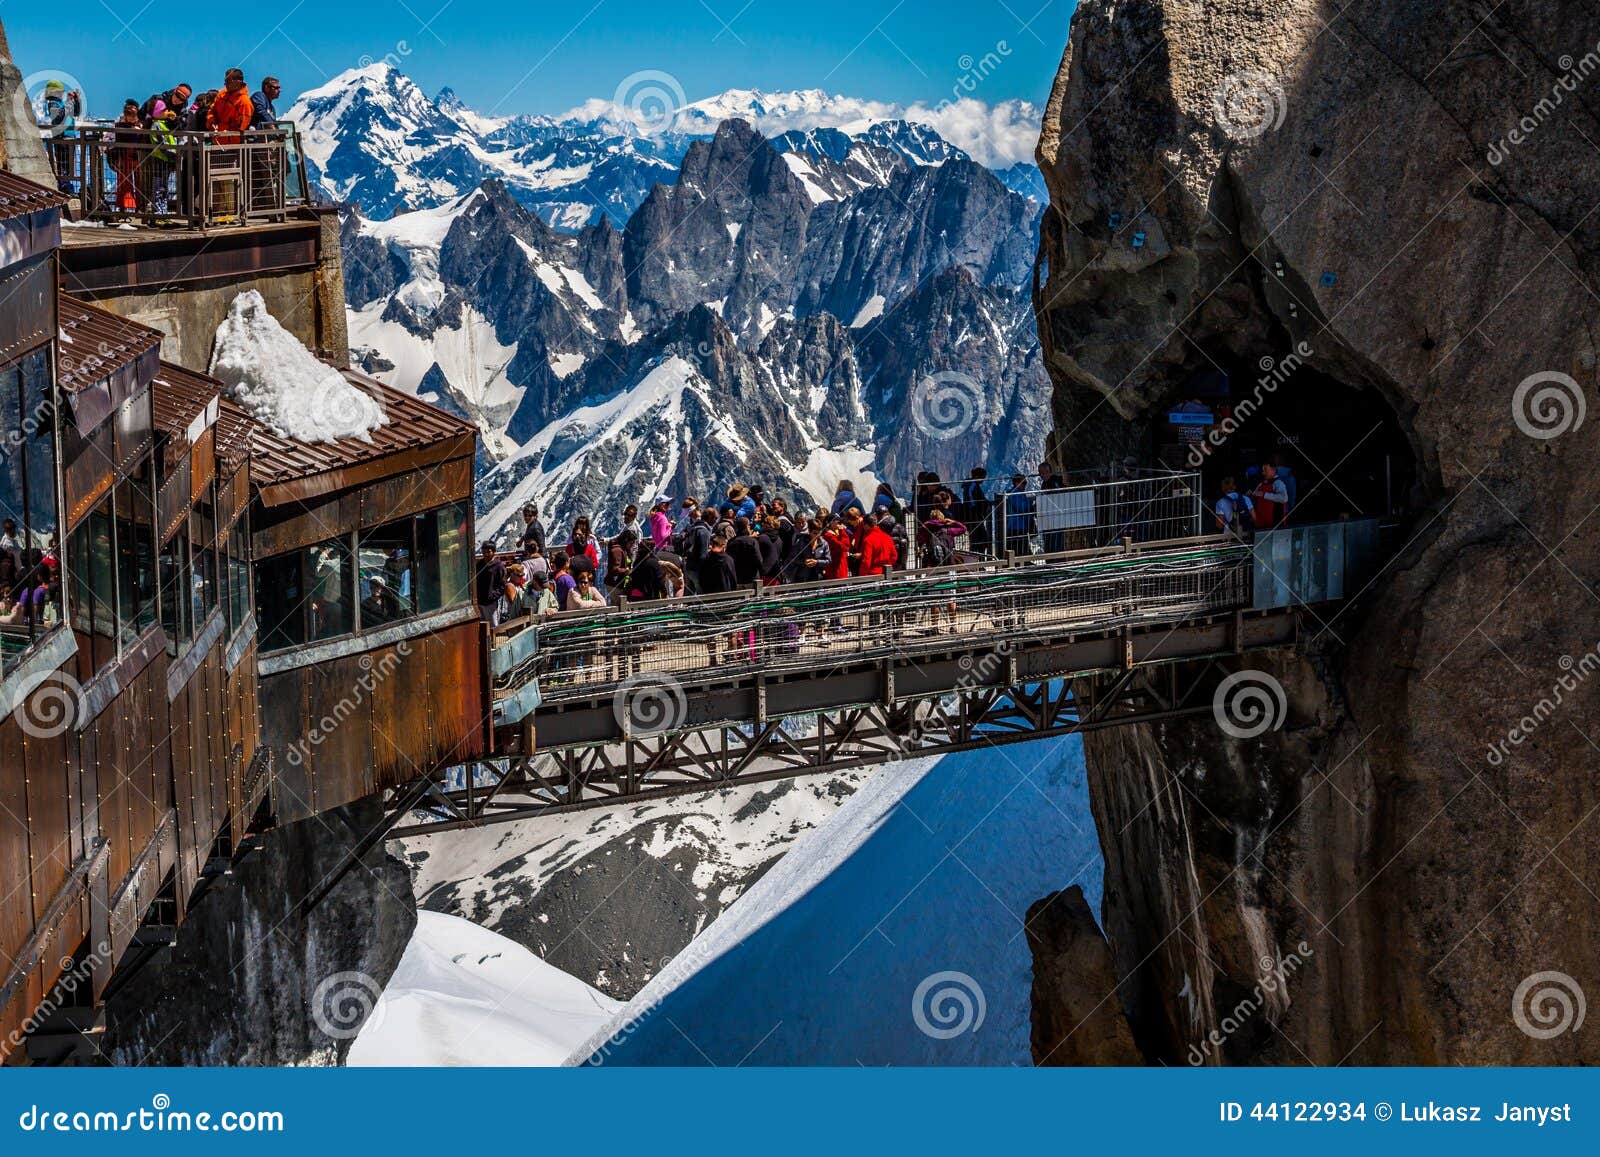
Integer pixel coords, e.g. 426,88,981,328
0,162,488,1058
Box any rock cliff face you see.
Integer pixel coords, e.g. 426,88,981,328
0,19,52,186
1034,1,1599,1063
103,800,415,1066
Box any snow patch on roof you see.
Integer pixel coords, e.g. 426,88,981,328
210,291,387,443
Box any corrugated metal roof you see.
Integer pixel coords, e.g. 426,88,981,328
214,397,255,474
151,361,254,474
0,170,68,221
244,368,477,492
57,295,163,396
151,362,217,436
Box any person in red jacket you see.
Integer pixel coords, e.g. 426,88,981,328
822,515,853,582
846,508,899,576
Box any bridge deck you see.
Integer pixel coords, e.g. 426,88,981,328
390,524,1374,832
495,536,1252,713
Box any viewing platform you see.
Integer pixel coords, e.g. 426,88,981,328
390,516,1379,834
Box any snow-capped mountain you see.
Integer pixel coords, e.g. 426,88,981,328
339,114,1051,537
288,64,1044,226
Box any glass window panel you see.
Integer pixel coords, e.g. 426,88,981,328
0,364,25,670
357,518,416,628
21,351,62,636
190,489,218,626
114,458,157,648
305,538,353,642
159,522,191,656
419,501,470,613
68,497,117,673
227,512,250,636
61,420,113,534
255,549,304,652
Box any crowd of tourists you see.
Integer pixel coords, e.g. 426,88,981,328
37,69,283,210
473,454,1304,626
474,460,1157,626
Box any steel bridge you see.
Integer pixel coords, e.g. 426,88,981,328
388,519,1376,835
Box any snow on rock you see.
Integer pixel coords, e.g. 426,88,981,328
401,772,872,999
348,911,620,1066
849,294,886,328
567,735,1102,1066
210,291,387,443
781,152,833,205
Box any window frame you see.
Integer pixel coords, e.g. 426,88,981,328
254,500,474,657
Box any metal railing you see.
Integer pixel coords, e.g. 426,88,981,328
911,468,1202,565
49,123,311,228
510,536,1253,705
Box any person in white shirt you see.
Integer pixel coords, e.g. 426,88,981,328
0,518,22,572
567,570,607,611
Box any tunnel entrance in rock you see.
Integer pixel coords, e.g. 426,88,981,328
1154,357,1417,527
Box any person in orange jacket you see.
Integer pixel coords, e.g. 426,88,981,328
208,68,255,137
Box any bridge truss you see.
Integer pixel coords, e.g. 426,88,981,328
390,606,1298,836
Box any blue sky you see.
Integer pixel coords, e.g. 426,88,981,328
3,1,1073,117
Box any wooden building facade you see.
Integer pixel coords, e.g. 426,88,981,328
0,170,488,1059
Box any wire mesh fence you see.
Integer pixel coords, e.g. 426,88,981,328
510,537,1252,704
911,468,1202,566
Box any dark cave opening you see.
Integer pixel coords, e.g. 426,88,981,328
1153,356,1418,527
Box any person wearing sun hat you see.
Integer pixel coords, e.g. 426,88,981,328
727,483,756,521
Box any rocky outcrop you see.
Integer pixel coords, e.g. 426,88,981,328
103,799,415,1066
1026,887,1144,1065
1034,1,1600,1064
0,19,52,186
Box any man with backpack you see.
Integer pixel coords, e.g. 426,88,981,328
1215,476,1255,541
960,467,993,555
682,507,716,595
